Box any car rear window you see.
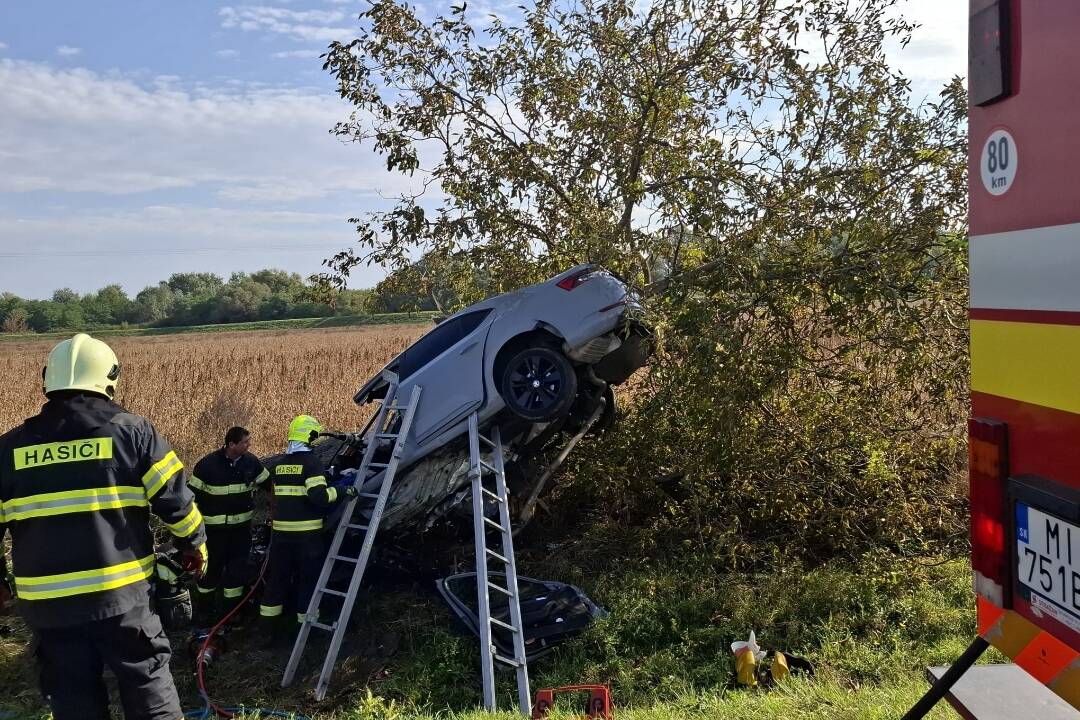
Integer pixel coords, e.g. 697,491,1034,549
398,309,492,379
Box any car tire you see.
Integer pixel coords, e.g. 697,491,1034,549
499,345,578,422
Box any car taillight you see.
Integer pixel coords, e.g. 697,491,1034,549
970,417,1010,607
557,268,595,290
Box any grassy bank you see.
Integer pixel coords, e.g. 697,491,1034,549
0,552,983,719
0,312,439,342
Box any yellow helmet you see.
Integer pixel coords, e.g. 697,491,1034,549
43,333,121,398
287,415,323,444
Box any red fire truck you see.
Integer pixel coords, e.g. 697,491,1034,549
909,2,1080,717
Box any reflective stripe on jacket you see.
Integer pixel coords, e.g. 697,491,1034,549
0,394,206,628
265,450,334,537
189,448,267,525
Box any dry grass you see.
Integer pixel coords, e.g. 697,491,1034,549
0,325,428,461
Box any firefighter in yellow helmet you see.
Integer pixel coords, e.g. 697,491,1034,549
0,334,207,720
258,415,354,637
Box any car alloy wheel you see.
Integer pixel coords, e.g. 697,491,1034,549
499,346,578,422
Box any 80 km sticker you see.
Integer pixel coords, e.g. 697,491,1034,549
981,128,1017,196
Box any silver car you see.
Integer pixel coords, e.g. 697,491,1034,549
321,264,652,534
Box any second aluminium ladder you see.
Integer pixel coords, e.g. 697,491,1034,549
468,412,531,715
281,377,422,700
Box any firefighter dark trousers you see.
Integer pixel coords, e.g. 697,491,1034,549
32,602,182,720
259,535,325,623
196,523,252,607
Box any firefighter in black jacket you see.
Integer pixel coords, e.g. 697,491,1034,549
0,333,207,720
259,415,354,632
189,426,269,620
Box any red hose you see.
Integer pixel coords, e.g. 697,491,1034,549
195,529,274,718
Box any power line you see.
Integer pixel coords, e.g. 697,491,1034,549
0,243,354,259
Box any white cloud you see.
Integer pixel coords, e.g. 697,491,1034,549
886,0,966,98
220,6,353,42
0,42,8,51
215,49,240,58
0,58,419,202
56,45,81,57
272,49,321,59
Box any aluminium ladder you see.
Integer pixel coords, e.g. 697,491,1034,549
281,377,422,700
468,412,531,715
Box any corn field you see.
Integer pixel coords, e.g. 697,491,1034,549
0,326,427,462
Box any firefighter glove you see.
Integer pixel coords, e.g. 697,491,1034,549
181,542,209,578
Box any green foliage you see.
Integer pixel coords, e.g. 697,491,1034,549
0,269,380,334
321,0,969,562
0,548,985,720
339,555,973,718
364,254,489,313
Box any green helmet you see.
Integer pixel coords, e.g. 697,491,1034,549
43,333,121,398
287,415,323,444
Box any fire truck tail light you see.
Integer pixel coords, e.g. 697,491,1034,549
970,417,1010,606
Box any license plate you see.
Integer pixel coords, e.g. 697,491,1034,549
1016,503,1080,632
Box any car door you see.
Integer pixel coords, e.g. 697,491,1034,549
398,309,493,444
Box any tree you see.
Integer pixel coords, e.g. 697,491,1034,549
250,269,306,296
28,301,63,332
1,306,30,334
82,284,135,326
364,254,469,313
319,0,969,561
51,288,79,304
209,277,272,323
0,292,28,331
134,284,178,324
166,272,224,298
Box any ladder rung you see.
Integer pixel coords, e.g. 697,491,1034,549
347,523,369,531
494,654,524,667
478,434,496,448
485,548,510,564
333,555,359,563
320,588,347,598
489,617,518,633
368,462,389,468
487,580,513,597
480,487,504,503
479,460,499,473
384,404,410,411
482,516,506,533
310,621,335,632
374,432,398,439
358,492,381,499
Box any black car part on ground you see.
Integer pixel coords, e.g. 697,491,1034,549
435,572,607,663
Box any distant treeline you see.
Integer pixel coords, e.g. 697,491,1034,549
0,270,375,333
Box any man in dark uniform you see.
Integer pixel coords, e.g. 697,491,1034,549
258,415,353,634
0,333,207,720
189,426,269,622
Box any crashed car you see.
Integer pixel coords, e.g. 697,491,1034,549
315,264,651,536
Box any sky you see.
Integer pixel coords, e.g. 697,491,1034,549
0,1,966,300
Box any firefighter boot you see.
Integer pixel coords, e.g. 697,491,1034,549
257,611,290,650
194,591,218,628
